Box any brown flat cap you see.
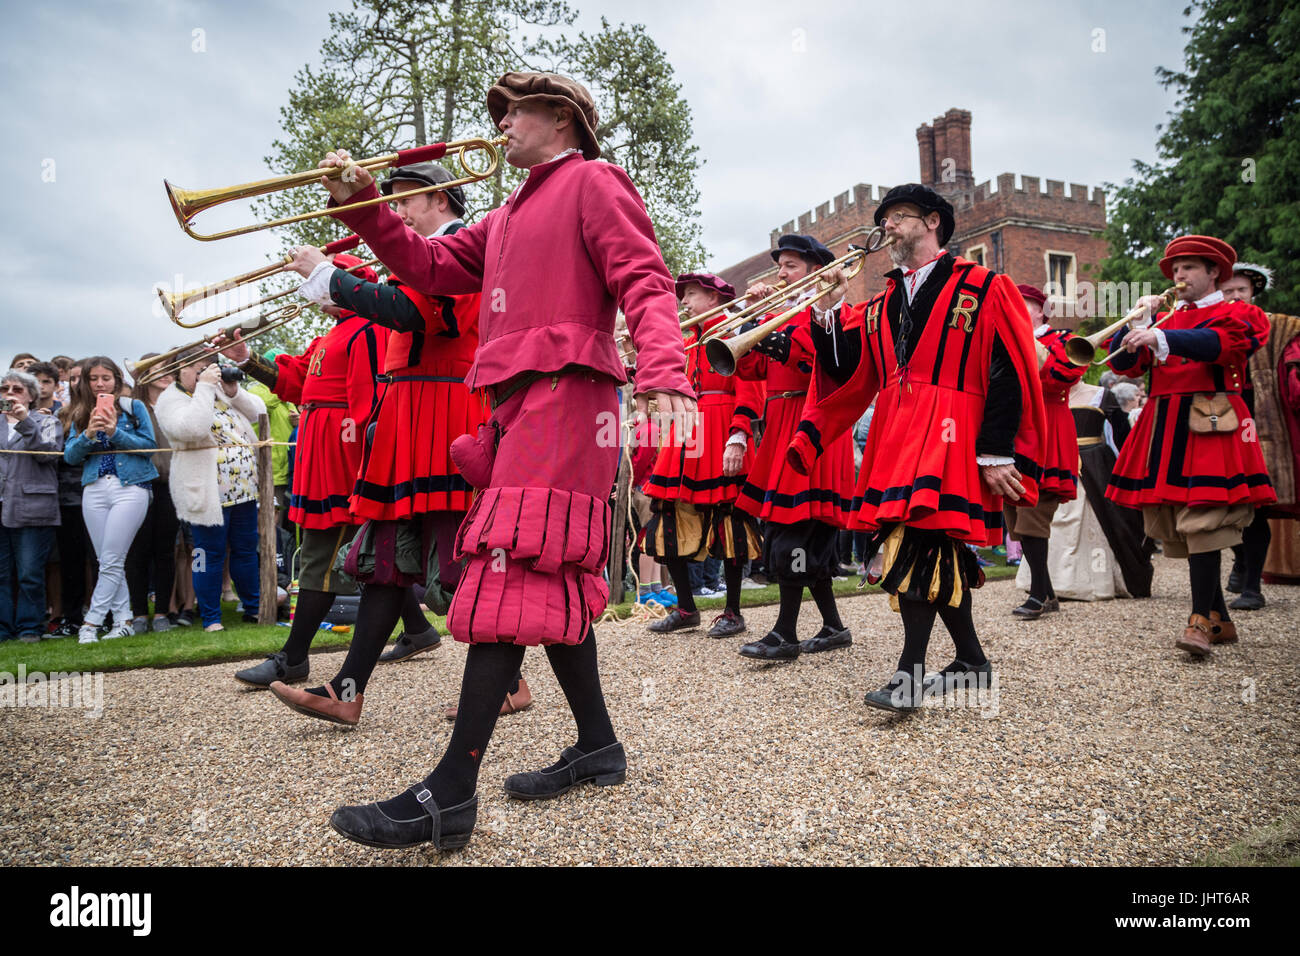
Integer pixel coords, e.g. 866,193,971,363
487,72,600,160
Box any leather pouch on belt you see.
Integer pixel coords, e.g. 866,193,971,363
1188,392,1238,434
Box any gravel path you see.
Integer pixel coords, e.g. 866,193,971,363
3,556,1297,866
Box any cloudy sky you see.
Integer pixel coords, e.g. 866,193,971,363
1,0,1191,365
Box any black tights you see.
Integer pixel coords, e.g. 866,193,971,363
1019,535,1055,602
1232,512,1272,593
380,628,615,814
1188,551,1229,619
286,586,430,670
771,578,842,639
895,591,985,682
664,559,696,614
723,561,743,615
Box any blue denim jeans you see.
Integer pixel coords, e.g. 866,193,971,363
0,525,56,638
189,500,260,627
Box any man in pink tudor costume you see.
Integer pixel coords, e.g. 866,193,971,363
317,72,696,851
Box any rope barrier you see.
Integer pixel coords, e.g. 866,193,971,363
597,412,667,628
0,439,297,456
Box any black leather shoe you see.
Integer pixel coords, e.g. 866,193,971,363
330,787,477,850
1227,563,1243,593
379,628,443,663
1042,596,1060,613
922,659,993,696
648,609,701,633
863,672,921,713
800,625,853,653
1012,596,1046,619
503,742,626,800
1228,590,1265,611
738,631,800,661
234,651,308,688
706,610,747,638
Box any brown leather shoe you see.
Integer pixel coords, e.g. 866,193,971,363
1207,611,1238,645
1175,615,1214,658
269,680,363,726
444,675,533,721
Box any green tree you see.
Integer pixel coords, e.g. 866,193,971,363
1099,0,1300,314
547,18,706,276
248,2,704,351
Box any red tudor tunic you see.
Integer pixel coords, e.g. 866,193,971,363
1032,329,1088,500
1106,299,1276,509
732,304,855,527
271,314,388,529
334,152,693,646
350,281,487,521
643,316,764,505
787,260,1047,547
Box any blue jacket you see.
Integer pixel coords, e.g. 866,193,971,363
64,397,160,487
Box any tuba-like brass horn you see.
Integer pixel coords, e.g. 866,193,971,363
1065,283,1187,366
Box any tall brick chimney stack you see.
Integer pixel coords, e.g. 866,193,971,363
916,123,937,187
916,108,974,194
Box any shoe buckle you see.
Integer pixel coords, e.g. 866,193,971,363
414,787,433,804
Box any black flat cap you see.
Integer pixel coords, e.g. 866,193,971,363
380,162,467,217
874,183,955,246
771,234,835,267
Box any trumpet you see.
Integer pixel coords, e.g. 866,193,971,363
694,226,894,353
128,302,312,386
157,235,365,328
1064,283,1187,366
680,285,783,334
165,134,507,242
702,228,894,375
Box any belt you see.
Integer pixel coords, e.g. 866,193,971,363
698,390,730,397
300,401,348,411
489,366,586,411
375,374,465,385
1077,436,1104,447
767,390,807,401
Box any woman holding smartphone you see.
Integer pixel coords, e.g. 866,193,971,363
61,357,159,643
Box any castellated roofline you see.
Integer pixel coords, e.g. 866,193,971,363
767,174,1105,246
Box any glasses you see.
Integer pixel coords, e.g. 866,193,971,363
885,211,926,225
1,385,28,394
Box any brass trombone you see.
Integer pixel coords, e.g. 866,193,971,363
693,226,894,353
165,134,507,242
1064,282,1187,366
128,302,312,386
157,235,365,328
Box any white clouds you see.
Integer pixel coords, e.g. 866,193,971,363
1,0,1185,362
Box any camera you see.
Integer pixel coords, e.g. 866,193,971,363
220,365,246,384
0,398,13,414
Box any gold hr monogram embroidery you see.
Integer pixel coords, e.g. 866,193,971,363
949,292,979,332
307,347,326,376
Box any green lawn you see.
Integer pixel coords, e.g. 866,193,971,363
1199,811,1300,867
0,561,1019,675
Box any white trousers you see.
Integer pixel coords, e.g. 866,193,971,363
81,476,150,626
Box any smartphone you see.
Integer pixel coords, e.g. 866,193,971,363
94,393,117,422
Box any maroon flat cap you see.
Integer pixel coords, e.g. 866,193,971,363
1016,283,1047,306
487,72,600,160
675,272,736,302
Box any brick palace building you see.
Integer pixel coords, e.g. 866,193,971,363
717,108,1108,329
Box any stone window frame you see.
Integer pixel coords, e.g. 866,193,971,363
1043,249,1078,306
965,243,987,268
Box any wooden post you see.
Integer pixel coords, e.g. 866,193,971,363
608,383,637,606
609,447,631,606
256,414,277,626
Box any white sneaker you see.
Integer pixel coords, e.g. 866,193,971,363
739,578,765,590
101,623,134,640
78,623,100,644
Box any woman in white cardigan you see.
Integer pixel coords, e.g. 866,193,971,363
155,354,266,631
